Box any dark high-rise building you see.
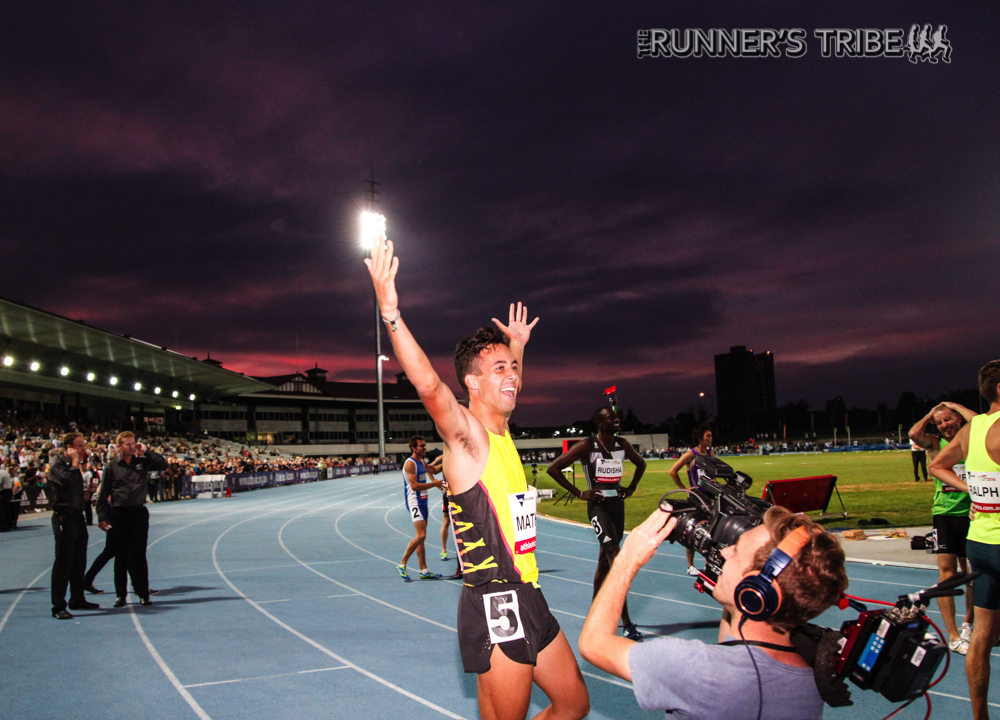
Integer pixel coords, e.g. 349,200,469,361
714,345,776,440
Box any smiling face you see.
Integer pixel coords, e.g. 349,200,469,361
713,524,771,614
932,408,962,441
465,343,519,414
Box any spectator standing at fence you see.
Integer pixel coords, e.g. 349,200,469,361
96,432,167,608
910,437,929,481
0,461,12,531
46,433,100,619
910,402,977,654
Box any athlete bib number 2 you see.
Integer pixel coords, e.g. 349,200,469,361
483,590,525,644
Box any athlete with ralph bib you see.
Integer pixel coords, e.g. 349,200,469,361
397,435,444,580
547,406,646,640
365,236,589,720
931,361,1000,720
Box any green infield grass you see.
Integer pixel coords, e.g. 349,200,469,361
526,450,941,532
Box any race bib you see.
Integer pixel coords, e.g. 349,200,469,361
968,470,1000,513
482,590,525,644
508,491,536,554
942,463,967,494
594,458,623,484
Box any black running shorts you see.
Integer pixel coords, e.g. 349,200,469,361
932,514,970,557
457,582,561,674
968,540,1000,609
588,497,625,550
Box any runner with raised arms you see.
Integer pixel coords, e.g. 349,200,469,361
365,237,589,720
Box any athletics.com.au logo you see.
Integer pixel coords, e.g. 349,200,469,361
637,25,952,63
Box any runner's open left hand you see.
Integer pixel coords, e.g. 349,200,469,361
493,302,539,346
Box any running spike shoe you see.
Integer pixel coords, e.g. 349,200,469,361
396,564,411,580
419,570,442,580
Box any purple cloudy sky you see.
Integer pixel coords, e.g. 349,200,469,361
1,2,997,425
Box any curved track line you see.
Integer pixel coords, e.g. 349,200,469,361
210,484,468,720
128,605,213,720
125,482,364,719
281,490,457,632
0,567,49,639
327,495,645,690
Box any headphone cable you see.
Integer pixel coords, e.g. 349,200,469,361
738,615,764,720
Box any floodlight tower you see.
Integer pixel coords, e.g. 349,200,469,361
361,169,387,461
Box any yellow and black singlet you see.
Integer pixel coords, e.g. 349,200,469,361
450,429,539,587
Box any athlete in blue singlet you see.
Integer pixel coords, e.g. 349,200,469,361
397,435,443,580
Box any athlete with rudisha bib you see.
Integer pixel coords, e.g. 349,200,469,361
547,406,646,640
365,236,589,720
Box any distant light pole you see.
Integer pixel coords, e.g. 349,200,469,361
360,209,388,461
698,391,716,418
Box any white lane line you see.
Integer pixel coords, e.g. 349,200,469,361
148,493,316,549
0,568,49,640
125,481,368,717
928,690,1000,708
152,559,368,581
325,495,671,682
328,593,360,598
581,670,632,689
212,487,469,720
128,605,212,720
542,572,717,611
536,549,691,579
184,666,349,688
280,491,457,633
257,599,291,604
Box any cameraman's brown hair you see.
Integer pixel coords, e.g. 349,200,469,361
980,360,1000,405
454,327,510,395
751,506,848,633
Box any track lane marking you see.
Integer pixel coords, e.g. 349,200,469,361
184,666,349,688
212,485,470,720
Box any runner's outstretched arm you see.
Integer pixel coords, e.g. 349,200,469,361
364,239,470,443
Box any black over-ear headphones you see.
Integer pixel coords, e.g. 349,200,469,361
734,525,812,621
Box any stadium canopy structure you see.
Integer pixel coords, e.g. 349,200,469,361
0,296,273,426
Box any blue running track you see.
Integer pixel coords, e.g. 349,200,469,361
0,475,985,719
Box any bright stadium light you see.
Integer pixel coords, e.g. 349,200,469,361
154,387,161,395
109,376,118,386
175,405,182,410
134,382,142,391
86,372,95,382
60,366,70,376
2,356,12,367
359,210,387,250
29,361,40,372
189,393,196,401
172,390,179,398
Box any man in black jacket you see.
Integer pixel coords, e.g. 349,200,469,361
96,431,168,608
47,433,100,619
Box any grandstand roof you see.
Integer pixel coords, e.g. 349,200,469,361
0,296,273,404
250,372,422,403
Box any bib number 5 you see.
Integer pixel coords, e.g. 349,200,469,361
483,590,526,644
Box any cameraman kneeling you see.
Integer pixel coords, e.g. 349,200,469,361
580,505,847,720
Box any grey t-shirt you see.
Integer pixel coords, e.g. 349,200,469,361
628,635,823,720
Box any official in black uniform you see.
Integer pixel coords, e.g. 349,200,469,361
96,431,167,607
547,407,646,640
46,433,100,619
